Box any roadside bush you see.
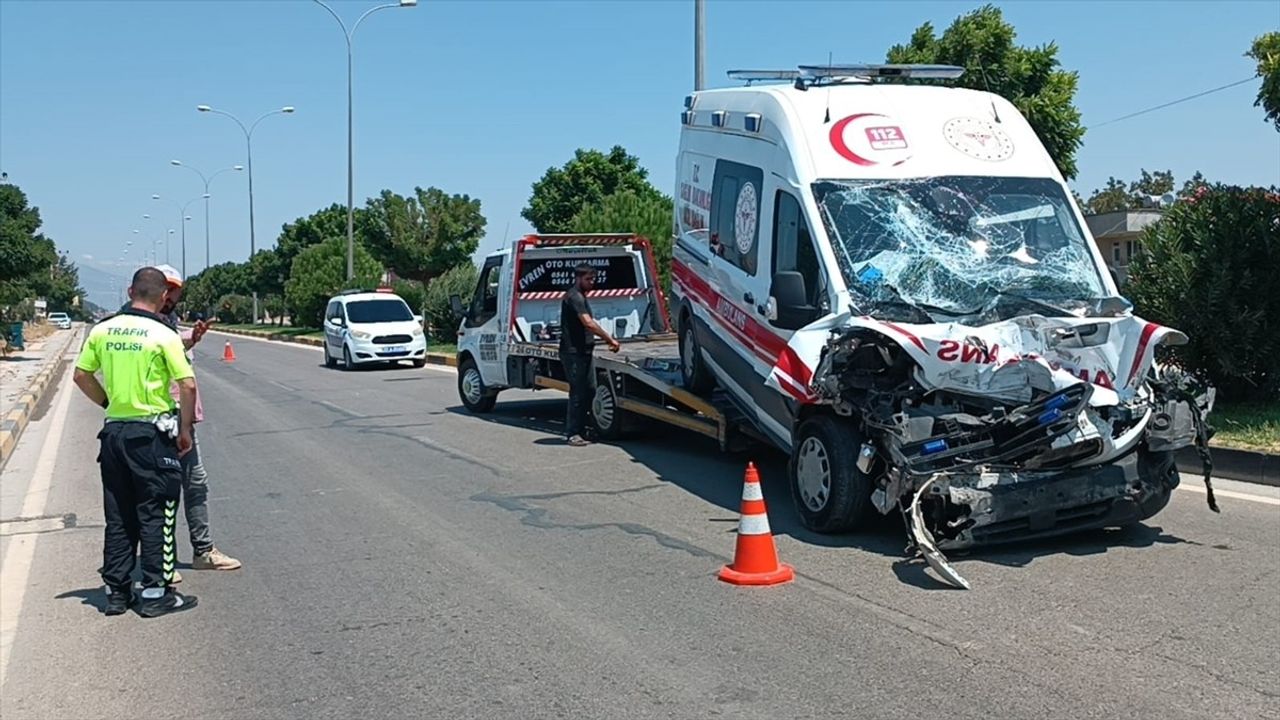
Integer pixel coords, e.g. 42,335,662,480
1127,184,1280,402
262,294,286,326
393,279,427,317
217,294,254,324
284,237,382,328
423,263,477,343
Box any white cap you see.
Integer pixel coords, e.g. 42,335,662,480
155,264,183,287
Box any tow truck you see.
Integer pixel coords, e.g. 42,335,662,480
451,234,748,449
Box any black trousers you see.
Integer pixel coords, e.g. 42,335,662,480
562,351,593,438
98,422,183,591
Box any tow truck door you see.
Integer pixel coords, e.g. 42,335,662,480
462,254,508,386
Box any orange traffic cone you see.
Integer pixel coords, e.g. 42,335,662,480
719,462,794,586
221,341,236,362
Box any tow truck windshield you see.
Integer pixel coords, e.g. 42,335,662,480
813,176,1110,323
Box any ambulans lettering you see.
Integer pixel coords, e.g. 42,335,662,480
933,339,1114,387
714,296,749,333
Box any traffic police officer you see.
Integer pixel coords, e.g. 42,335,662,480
73,266,200,617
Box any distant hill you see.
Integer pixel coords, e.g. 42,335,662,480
78,264,127,310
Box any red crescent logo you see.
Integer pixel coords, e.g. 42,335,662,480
829,113,884,166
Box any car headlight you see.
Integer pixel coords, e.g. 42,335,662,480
351,330,372,340
411,326,424,337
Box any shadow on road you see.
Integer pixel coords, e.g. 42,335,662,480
449,396,1196,587
55,587,108,614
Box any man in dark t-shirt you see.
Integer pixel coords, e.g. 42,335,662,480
560,263,620,446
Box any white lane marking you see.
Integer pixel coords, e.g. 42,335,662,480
203,330,457,374
1176,483,1280,507
0,362,78,689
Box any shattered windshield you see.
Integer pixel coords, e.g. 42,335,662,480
812,176,1108,322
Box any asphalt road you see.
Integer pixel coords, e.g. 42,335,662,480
1,331,1277,720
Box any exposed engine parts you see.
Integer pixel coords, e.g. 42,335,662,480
811,326,1218,590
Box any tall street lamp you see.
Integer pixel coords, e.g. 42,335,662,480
196,104,295,322
312,0,418,280
171,160,244,273
154,194,209,279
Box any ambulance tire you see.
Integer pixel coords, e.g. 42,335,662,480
679,313,715,395
458,357,497,413
788,415,872,534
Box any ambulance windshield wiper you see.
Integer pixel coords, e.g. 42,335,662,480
988,291,1092,320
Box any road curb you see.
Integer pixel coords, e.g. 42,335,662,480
206,326,458,368
1177,446,1279,487
0,330,78,471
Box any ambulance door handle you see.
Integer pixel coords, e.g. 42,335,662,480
743,292,755,304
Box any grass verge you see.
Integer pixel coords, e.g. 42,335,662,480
1211,402,1279,454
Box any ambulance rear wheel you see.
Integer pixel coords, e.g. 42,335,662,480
679,314,715,394
458,357,497,413
789,415,872,534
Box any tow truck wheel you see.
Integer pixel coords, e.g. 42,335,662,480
591,379,626,440
458,357,497,413
789,415,872,534
679,315,715,394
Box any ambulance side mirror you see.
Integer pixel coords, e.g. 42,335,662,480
449,294,465,321
770,271,817,331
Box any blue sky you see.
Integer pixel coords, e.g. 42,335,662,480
2,0,1277,305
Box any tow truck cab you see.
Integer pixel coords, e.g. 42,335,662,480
671,64,1214,559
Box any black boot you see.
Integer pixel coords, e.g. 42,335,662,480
137,589,199,618
104,585,131,616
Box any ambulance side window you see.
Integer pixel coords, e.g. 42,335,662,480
772,191,827,311
710,160,763,276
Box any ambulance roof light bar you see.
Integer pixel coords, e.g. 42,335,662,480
798,64,965,80
727,64,964,88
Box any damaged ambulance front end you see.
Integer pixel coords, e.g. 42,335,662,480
776,175,1215,579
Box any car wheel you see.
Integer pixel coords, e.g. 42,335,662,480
342,345,356,371
789,415,872,534
591,377,627,440
412,358,427,368
679,314,715,394
324,345,337,369
458,357,497,413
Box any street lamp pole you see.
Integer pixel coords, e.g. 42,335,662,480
312,0,418,281
154,194,209,279
694,0,706,91
196,105,295,322
171,160,244,273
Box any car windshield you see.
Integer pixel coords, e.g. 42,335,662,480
346,299,412,324
812,176,1109,322
49,314,68,319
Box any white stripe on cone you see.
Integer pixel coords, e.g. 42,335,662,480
738,513,771,536
741,482,764,501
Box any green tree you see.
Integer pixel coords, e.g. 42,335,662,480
423,263,478,343
523,146,664,233
886,4,1084,179
1127,184,1280,402
260,204,373,297
0,183,84,319
183,261,251,317
284,237,382,328
570,190,675,289
1083,169,1193,214
363,187,486,286
1084,177,1131,214
1247,31,1280,132
216,294,254,324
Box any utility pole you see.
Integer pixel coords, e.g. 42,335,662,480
694,0,706,91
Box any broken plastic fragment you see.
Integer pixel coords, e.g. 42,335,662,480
908,477,972,590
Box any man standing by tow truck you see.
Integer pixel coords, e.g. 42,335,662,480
560,263,620,447
72,267,199,617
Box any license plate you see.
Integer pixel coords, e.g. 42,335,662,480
383,346,406,353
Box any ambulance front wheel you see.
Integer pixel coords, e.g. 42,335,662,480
788,415,873,534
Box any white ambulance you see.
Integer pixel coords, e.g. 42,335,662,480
671,64,1214,569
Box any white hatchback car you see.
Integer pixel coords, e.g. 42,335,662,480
321,290,428,369
47,312,72,330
